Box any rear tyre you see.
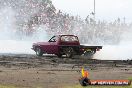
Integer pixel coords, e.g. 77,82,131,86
84,51,93,56
36,47,43,56
65,47,74,58
84,49,96,55
83,50,96,58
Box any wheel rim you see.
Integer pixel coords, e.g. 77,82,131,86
65,48,73,58
36,48,41,55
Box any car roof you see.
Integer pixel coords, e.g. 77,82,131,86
57,34,76,36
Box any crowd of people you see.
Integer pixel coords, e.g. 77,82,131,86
26,0,132,44
1,0,132,44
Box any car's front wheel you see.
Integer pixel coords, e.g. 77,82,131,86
36,47,43,56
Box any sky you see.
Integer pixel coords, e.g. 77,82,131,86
51,0,132,23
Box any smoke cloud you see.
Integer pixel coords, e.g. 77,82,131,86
0,0,132,60
0,7,49,54
94,31,132,60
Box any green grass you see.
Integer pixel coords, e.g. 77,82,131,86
0,84,131,88
0,85,30,88
128,77,132,81
0,85,40,88
0,85,17,88
65,85,132,88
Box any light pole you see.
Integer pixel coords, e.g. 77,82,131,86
92,0,96,44
94,0,95,20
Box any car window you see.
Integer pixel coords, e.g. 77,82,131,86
61,36,78,42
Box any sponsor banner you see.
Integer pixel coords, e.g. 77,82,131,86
79,67,131,86
91,80,131,85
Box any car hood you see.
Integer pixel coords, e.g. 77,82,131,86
33,42,49,45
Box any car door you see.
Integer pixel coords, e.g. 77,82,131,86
48,36,59,54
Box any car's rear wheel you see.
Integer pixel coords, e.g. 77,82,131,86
36,47,43,56
65,47,74,58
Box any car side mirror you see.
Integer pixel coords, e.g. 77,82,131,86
48,40,51,42
48,39,56,42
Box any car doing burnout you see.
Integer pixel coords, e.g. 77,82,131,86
32,35,102,58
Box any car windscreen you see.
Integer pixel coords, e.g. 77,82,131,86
61,36,79,42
